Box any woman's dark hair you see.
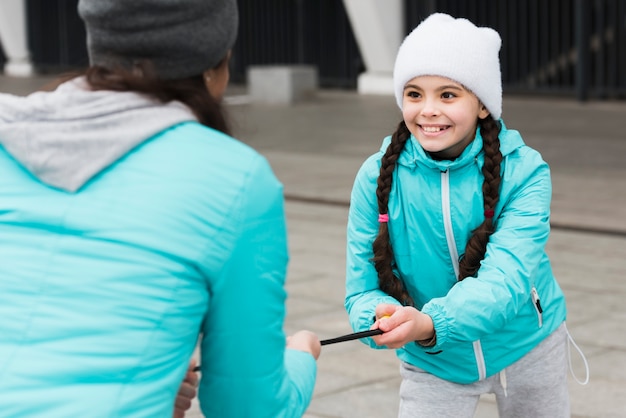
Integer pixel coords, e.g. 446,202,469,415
56,58,231,135
372,115,502,305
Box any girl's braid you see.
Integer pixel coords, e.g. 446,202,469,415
458,115,503,280
372,121,414,306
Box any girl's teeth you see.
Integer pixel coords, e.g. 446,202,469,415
423,126,442,132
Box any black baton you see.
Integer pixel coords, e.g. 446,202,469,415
320,328,383,346
192,329,384,371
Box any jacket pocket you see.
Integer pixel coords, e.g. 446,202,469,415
531,286,543,328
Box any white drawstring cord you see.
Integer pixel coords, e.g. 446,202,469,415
500,368,508,397
565,323,589,385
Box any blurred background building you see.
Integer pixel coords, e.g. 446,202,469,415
0,0,624,101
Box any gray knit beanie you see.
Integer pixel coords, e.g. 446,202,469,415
78,0,239,80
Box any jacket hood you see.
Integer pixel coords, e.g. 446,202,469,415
379,120,525,171
0,77,197,192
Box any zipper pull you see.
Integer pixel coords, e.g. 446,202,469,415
531,287,543,328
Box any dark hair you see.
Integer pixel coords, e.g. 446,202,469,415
54,59,231,135
372,116,502,305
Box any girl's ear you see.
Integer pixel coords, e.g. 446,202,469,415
478,103,490,120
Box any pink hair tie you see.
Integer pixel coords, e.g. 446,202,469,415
484,209,495,219
378,214,389,223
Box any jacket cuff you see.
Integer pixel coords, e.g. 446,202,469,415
418,303,449,352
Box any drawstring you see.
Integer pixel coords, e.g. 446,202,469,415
497,324,586,399
565,323,589,385
499,368,508,397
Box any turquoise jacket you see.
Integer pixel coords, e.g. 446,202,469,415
345,122,567,384
0,81,316,417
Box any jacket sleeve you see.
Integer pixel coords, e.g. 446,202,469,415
197,154,316,418
345,154,401,349
421,146,553,348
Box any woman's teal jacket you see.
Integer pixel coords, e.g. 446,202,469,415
345,122,567,384
0,81,316,417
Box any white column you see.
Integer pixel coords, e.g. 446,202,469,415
0,0,34,77
342,0,403,95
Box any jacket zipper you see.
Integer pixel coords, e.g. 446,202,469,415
440,170,487,380
531,287,543,328
440,170,460,278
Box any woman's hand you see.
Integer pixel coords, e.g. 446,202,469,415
286,330,321,360
173,358,199,418
370,304,434,349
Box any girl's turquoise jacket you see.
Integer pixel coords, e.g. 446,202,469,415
0,81,316,417
345,122,567,384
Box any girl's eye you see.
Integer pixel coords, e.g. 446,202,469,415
441,92,456,99
406,91,420,98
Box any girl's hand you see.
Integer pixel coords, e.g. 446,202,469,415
371,304,434,349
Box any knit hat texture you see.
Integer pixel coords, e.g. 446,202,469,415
78,0,238,80
393,13,502,119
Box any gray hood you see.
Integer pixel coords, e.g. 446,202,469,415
0,77,197,192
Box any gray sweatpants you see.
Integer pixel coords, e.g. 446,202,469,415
398,323,569,418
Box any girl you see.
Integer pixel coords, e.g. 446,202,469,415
345,13,574,417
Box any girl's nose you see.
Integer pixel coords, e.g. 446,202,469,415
420,100,440,117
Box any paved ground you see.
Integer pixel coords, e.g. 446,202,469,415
2,74,625,417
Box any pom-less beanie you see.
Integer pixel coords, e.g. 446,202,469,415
78,0,239,80
393,13,502,119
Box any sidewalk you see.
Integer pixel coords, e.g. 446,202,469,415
2,75,626,417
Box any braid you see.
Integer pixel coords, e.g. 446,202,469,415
372,121,414,305
458,116,503,280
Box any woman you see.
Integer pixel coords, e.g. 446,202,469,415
0,1,320,417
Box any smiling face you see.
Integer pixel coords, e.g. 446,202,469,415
402,75,490,160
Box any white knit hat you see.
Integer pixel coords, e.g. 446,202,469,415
393,13,502,119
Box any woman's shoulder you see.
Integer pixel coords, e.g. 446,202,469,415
151,121,273,177
162,121,261,159
118,121,282,205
